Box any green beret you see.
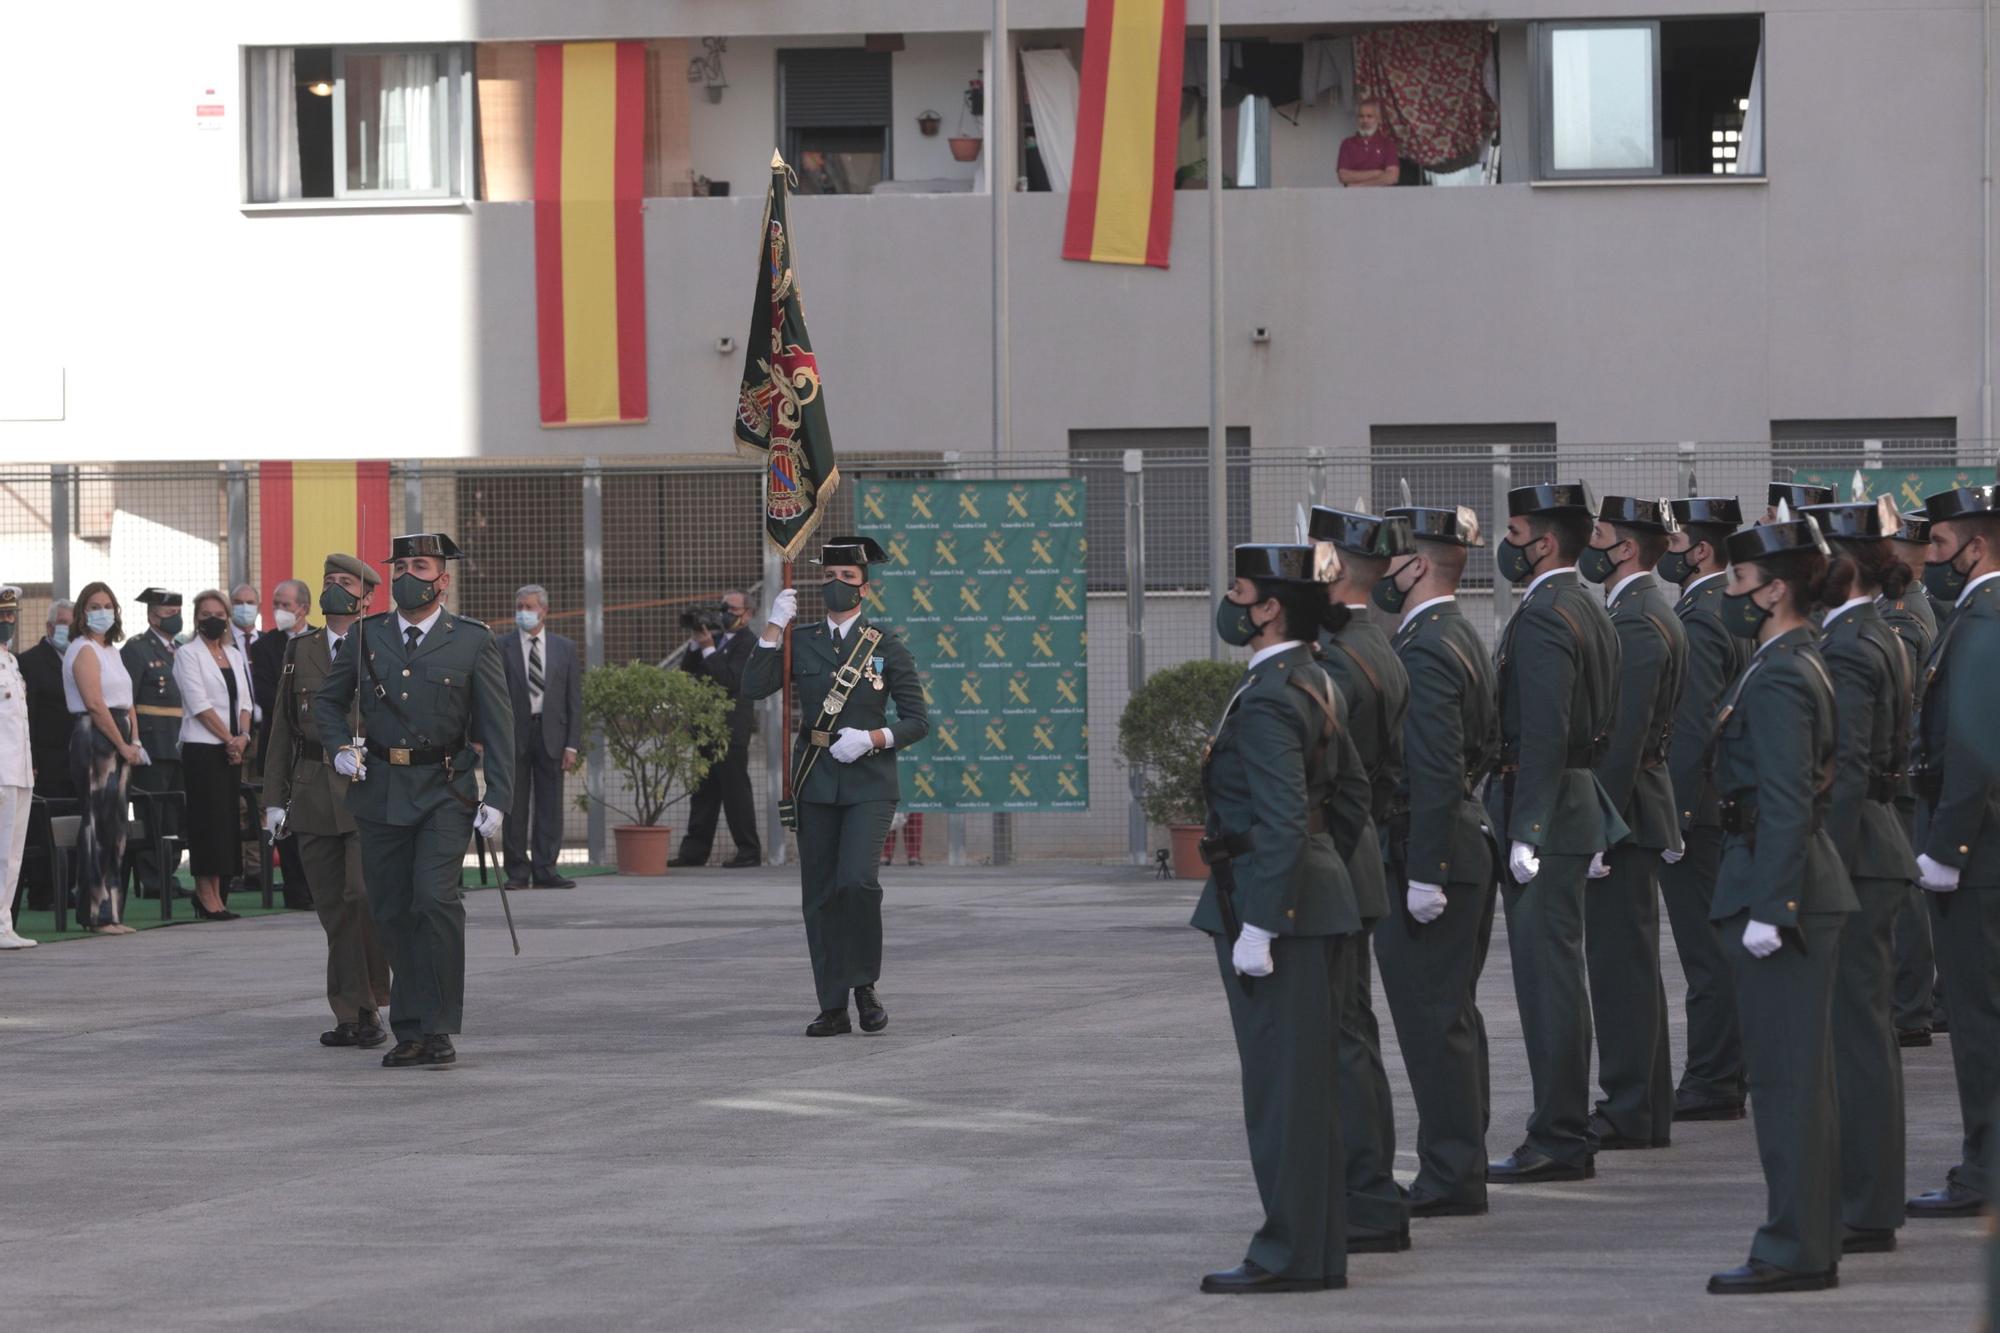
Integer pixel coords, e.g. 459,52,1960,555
324,553,382,588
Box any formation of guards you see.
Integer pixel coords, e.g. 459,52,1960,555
1191,480,2000,1296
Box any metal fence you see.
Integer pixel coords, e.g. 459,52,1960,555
2,441,1993,864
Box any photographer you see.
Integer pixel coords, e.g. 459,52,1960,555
670,591,761,868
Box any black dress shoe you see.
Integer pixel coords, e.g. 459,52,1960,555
1906,1179,1985,1217
533,873,577,889
422,1034,456,1066
854,985,887,1033
1673,1089,1747,1122
503,878,531,891
1407,1191,1487,1218
1931,1014,1950,1034
1707,1259,1837,1294
722,852,761,869
354,1012,388,1049
1841,1226,1897,1254
382,1039,428,1068
1897,1027,1934,1048
666,854,708,869
1347,1225,1410,1254
806,1008,851,1037
1488,1146,1594,1183
320,1022,361,1047
1589,1111,1669,1150
1198,1260,1335,1294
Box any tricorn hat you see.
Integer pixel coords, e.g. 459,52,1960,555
324,552,383,589
1923,485,2000,525
389,533,464,561
1768,481,1836,512
1728,514,1832,565
136,587,183,607
1596,496,1677,532
1507,481,1595,518
812,535,889,567
1892,511,1932,546
1307,506,1412,558
1801,500,1898,542
1386,505,1481,547
1234,543,1338,584
1668,496,1743,530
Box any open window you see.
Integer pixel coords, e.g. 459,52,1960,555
245,44,473,203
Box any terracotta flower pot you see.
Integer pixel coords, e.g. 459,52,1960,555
1169,824,1208,880
613,824,672,876
948,136,983,162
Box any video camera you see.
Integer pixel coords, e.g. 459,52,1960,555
678,601,734,634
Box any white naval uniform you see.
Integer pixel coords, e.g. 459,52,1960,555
0,643,33,942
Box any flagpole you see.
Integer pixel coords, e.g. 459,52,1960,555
1206,0,1226,661
991,0,1011,461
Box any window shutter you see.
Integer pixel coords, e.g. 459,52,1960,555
781,49,892,128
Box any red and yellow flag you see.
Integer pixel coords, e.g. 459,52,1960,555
257,462,394,618
1063,0,1186,268
534,41,648,426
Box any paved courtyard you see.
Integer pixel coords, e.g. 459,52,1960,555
1,863,1987,1331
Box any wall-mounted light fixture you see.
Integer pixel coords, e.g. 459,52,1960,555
306,80,333,98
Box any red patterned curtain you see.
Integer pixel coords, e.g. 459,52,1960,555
1354,23,1497,172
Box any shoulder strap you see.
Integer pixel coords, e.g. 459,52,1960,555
1328,637,1391,787
789,624,884,796
1792,649,1840,796
1285,668,1339,777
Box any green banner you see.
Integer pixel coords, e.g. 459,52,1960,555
1789,466,1991,514
859,478,1088,812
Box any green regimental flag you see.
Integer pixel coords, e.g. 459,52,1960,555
859,478,1089,812
1790,465,1990,513
734,152,838,559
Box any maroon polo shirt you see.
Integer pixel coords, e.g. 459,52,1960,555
1338,131,1399,177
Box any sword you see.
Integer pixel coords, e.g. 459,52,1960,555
482,834,521,955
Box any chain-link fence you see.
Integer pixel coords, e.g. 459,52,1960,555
3,441,1994,864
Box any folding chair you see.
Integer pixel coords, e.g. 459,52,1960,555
124,789,185,921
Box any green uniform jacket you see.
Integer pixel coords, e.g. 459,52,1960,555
1819,602,1920,882
1318,616,1409,920
1391,599,1498,885
1191,644,1367,938
121,630,183,763
1879,587,1938,693
1596,573,1688,852
1709,627,1857,925
1486,571,1626,853
740,615,928,805
264,628,360,837
1913,576,2000,885
1667,572,1753,833
310,610,515,826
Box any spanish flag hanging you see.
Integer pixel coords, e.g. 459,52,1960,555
257,462,394,618
1063,0,1186,268
534,41,648,427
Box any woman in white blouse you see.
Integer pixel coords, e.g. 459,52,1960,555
174,590,253,921
64,580,143,933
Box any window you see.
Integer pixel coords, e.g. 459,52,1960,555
1771,418,1960,479
1536,17,1761,180
1069,429,1251,592
1370,424,1557,587
779,49,892,195
245,44,472,203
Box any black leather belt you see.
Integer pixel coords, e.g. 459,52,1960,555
1719,796,1822,844
1200,830,1254,865
365,739,457,767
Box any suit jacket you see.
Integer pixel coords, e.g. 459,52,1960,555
1392,599,1499,886
740,615,927,805
1819,601,1919,882
263,628,360,836
1485,570,1626,854
681,628,757,737
1596,573,1688,852
311,609,515,825
1318,615,1409,921
497,629,583,760
18,637,71,792
1709,627,1856,923
121,630,183,763
1189,644,1367,938
250,627,295,766
1667,571,1752,832
1913,575,2000,886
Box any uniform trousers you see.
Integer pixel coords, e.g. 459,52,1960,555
795,798,896,1011
355,810,470,1038
1584,844,1674,1141
1339,923,1406,1234
1930,888,2000,1197
0,783,29,935
1214,931,1352,1284
1834,875,1907,1231
1892,886,1944,1031
1658,824,1745,1103
1502,851,1595,1166
296,827,391,1024
1721,910,1843,1273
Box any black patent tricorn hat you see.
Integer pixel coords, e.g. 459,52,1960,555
390,533,465,561
1768,482,1836,511
1892,512,1932,545
1727,515,1831,564
1923,486,2000,525
812,535,889,567
1507,481,1595,518
1386,505,1481,547
1307,506,1412,558
1596,495,1677,532
1668,496,1743,529
1234,543,1336,584
136,587,182,606
1800,501,1892,542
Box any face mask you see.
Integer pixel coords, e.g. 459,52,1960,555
272,608,298,632
1215,597,1264,647
1371,556,1419,615
515,609,542,633
231,604,258,629
319,584,361,617
0,621,13,647
86,609,115,636
1656,546,1695,587
50,625,70,651
822,579,863,613
157,613,183,637
1923,545,1973,603
392,572,439,613
1496,537,1538,586
1578,541,1620,586
1721,585,1773,640
197,616,229,642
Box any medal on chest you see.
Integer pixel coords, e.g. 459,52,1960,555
867,654,886,691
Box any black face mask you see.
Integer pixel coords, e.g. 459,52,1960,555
392,572,439,613
319,584,362,617
822,579,863,613
196,616,229,642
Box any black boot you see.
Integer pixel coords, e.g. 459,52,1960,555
854,986,888,1033
806,1008,852,1037
354,1011,388,1049
381,1039,428,1068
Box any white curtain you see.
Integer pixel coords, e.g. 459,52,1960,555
371,52,439,191
1738,43,1764,175
246,47,300,202
1020,48,1079,194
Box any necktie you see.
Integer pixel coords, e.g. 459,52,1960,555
330,636,342,662
528,636,545,708
405,625,421,654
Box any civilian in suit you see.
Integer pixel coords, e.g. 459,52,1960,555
228,583,263,726
20,600,74,800
671,591,762,868
252,579,315,909
498,584,581,889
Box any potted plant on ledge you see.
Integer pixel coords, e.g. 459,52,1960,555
575,662,732,876
1117,658,1242,879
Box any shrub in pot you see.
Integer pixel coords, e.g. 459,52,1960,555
1116,658,1241,879
574,662,732,875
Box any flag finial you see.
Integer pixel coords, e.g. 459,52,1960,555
771,149,786,170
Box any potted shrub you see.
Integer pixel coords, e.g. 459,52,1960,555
575,662,732,875
1117,658,1242,879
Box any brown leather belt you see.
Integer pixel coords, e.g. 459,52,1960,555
134,704,184,718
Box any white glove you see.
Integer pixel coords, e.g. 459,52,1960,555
1916,853,1962,892
765,587,798,631
474,804,503,840
1661,846,1685,865
333,748,364,779
830,727,875,764
1588,852,1611,879
1232,923,1276,977
1742,919,1783,959
132,744,151,768
1407,880,1448,924
262,807,286,838
1508,840,1541,885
